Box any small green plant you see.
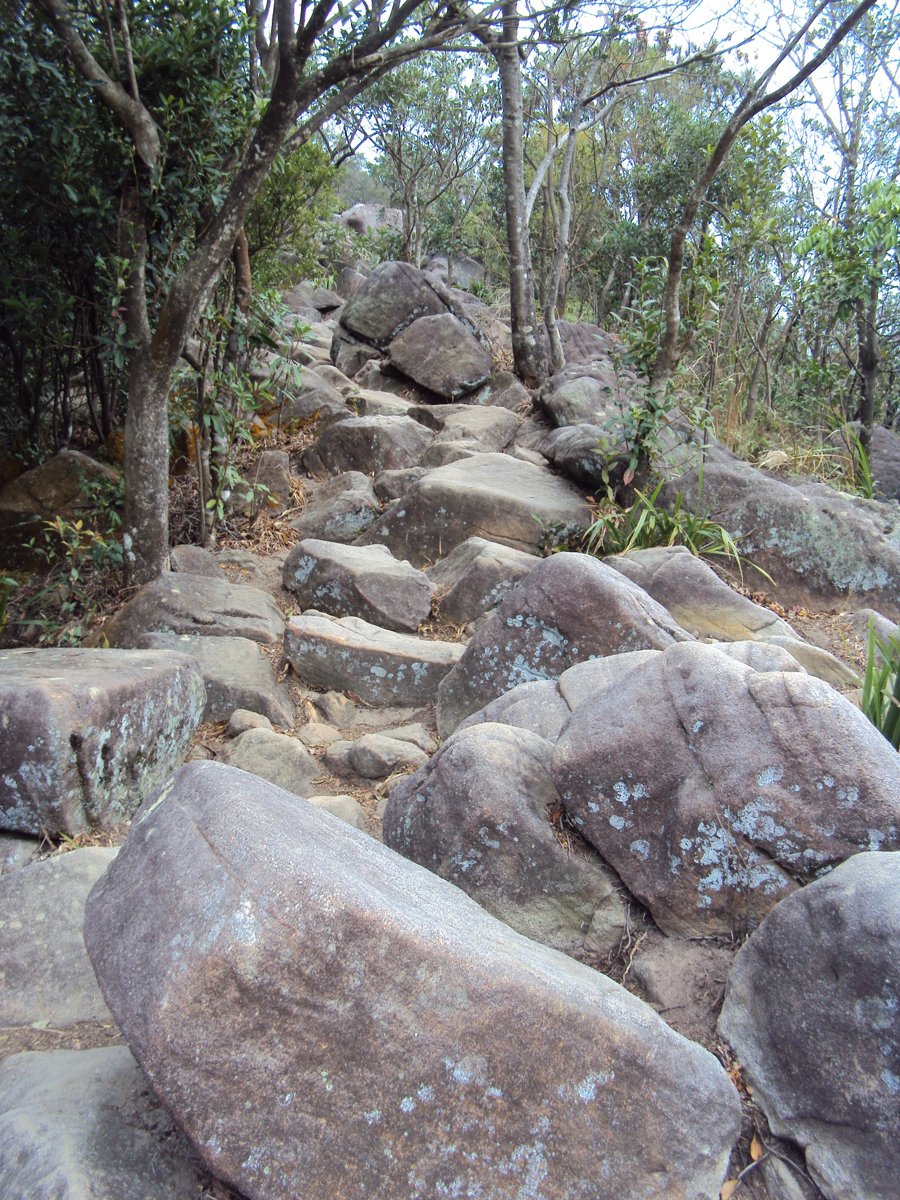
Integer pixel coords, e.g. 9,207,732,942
583,481,762,581
0,576,18,632
861,624,900,750
845,429,877,499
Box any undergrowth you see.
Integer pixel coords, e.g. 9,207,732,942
861,624,900,750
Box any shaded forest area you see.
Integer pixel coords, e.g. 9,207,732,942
1,0,898,622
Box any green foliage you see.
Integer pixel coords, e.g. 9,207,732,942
861,624,900,751
247,141,338,288
4,473,126,647
583,480,750,579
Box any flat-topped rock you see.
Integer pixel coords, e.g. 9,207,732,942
0,648,205,836
437,553,691,736
99,574,285,647
358,453,592,567
284,612,463,706
0,1047,201,1200
283,539,432,634
303,415,433,477
85,761,741,1200
0,848,117,1028
140,633,294,726
408,403,520,450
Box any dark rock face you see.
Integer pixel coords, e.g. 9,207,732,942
0,1046,203,1200
384,722,626,954
436,553,691,736
85,761,741,1200
0,648,205,836
282,539,432,634
99,575,285,647
664,460,900,618
388,313,492,400
719,852,900,1200
358,453,592,567
552,643,900,937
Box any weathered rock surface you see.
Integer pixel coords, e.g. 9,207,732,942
605,546,858,685
285,612,463,706
223,730,321,798
140,633,294,726
0,1047,202,1200
468,369,530,412
100,575,285,646
665,461,900,618
552,643,900,936
0,648,205,836
283,371,349,428
283,539,432,633
169,545,223,577
719,852,900,1200
0,832,38,876
409,402,520,450
0,848,116,1028
427,536,539,625
304,415,433,477
388,314,492,399
458,679,574,741
339,260,447,349
330,326,381,378
437,553,691,736
359,452,592,567
85,761,741,1200
336,203,403,238
327,732,428,779
385,722,626,955
291,471,381,543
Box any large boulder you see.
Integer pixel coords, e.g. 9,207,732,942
0,1047,202,1200
551,642,900,937
284,612,463,706
282,539,432,634
222,729,321,798
664,461,900,619
85,761,741,1200
303,415,433,477
384,722,626,955
336,203,403,237
437,553,691,737
0,848,117,1028
719,852,900,1200
99,575,285,647
339,260,448,349
0,648,205,836
358,453,592,567
388,314,492,400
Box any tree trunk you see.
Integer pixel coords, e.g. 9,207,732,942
544,125,578,374
494,1,547,388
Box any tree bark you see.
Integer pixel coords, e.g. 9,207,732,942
493,1,547,389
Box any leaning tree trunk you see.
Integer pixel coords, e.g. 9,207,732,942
494,0,547,389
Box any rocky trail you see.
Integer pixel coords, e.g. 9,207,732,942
1,261,898,1200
